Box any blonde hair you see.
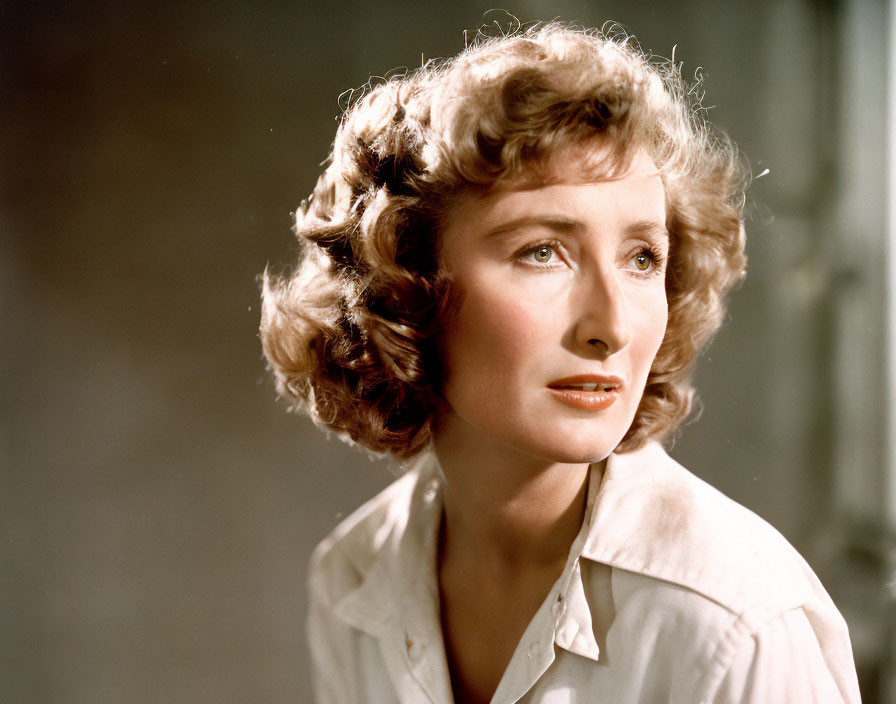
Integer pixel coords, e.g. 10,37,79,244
260,22,747,458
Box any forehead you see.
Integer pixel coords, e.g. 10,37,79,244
442,146,666,236
531,138,651,183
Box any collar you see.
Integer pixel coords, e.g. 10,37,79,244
331,441,814,667
332,452,604,665
583,441,813,614
333,452,444,639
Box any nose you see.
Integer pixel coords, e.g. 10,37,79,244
572,268,632,356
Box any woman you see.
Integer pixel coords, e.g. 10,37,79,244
260,23,861,703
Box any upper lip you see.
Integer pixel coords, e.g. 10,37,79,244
547,374,625,390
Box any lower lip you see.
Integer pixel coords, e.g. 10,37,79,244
548,387,620,411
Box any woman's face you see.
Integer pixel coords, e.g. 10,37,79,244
436,147,669,463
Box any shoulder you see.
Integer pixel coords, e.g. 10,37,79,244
584,441,829,617
305,462,432,702
581,443,859,700
307,459,423,611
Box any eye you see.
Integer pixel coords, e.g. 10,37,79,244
513,240,568,270
626,245,666,275
532,245,554,264
632,251,653,271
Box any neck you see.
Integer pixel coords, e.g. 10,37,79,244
433,412,597,574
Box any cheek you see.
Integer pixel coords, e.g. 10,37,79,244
441,281,548,385
634,291,669,367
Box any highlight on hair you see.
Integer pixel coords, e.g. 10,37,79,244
260,21,747,458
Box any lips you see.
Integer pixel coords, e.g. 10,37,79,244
547,374,624,411
547,374,623,391
551,381,615,391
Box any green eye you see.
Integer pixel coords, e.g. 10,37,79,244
533,246,553,263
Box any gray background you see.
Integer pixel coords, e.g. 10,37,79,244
2,0,893,702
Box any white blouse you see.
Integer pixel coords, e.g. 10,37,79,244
307,442,862,703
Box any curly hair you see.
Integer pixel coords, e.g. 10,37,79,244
260,22,747,459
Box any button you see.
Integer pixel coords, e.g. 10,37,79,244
556,623,576,648
422,479,439,502
551,593,565,620
405,635,424,662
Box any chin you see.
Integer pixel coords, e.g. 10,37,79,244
540,446,617,465
545,416,634,462
512,430,626,465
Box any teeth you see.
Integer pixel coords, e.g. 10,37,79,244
562,382,616,391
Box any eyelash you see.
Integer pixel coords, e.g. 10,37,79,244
516,241,667,277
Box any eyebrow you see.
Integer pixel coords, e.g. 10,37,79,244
625,221,671,244
484,216,581,239
485,216,670,243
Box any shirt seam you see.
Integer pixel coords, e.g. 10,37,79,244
695,599,809,701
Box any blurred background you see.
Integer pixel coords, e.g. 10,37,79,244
2,0,893,701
